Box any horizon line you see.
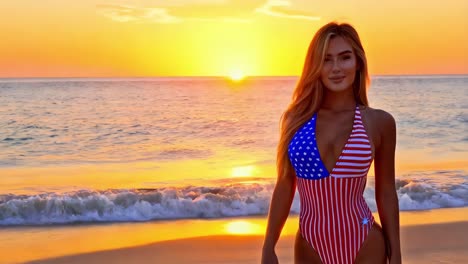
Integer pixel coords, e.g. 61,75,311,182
1,73,467,80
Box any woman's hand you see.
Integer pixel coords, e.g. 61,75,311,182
261,246,279,264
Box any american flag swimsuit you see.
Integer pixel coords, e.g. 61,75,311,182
288,104,375,264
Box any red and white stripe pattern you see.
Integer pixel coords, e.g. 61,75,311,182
294,105,375,263
297,176,374,263
330,106,373,178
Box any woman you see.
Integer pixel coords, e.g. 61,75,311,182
261,22,401,264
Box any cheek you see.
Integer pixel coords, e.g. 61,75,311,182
320,64,331,77
342,59,357,72
320,71,331,85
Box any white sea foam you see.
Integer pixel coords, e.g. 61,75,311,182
1,171,466,226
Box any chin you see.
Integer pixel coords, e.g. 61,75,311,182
324,83,353,93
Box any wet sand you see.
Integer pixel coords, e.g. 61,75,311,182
27,221,468,264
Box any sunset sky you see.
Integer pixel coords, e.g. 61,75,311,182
0,0,467,78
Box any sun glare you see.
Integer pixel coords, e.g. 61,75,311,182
231,165,255,177
225,220,262,235
228,70,246,81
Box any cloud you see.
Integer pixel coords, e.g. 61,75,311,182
136,0,231,7
187,17,252,23
97,4,182,24
97,0,320,24
255,0,320,21
96,3,253,24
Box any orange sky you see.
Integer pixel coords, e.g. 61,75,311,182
0,0,467,78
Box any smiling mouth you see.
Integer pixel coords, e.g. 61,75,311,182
329,77,345,82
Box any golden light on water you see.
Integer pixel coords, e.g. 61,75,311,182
225,220,262,235
231,165,255,177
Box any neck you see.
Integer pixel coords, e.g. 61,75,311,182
320,88,356,112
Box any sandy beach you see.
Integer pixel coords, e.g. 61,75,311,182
25,210,468,264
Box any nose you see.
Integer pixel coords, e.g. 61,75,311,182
331,58,341,73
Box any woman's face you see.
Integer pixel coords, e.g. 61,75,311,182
320,36,358,93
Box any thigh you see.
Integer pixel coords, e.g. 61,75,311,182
355,222,387,264
294,229,323,264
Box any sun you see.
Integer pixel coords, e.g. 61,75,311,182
231,165,255,177
228,69,246,81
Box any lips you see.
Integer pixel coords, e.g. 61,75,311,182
329,76,345,80
329,76,345,83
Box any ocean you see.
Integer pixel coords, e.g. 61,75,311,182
0,75,467,226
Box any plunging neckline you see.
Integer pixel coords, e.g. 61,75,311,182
313,104,358,176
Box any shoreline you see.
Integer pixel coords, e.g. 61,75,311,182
4,207,464,264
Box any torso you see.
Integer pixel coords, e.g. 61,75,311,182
287,103,379,263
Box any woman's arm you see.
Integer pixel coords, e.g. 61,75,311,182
262,170,297,257
374,110,402,264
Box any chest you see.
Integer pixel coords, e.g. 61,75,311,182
315,111,357,165
315,108,378,171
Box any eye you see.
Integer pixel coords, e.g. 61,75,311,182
324,58,331,62
342,56,351,60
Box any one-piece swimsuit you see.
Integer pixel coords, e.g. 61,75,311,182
288,104,375,264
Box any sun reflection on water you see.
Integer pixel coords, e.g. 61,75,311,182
225,220,263,235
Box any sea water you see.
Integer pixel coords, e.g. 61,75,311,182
0,75,467,226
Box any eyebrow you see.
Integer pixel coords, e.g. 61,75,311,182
325,50,353,56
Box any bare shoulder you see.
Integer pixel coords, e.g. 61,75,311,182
361,106,396,132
